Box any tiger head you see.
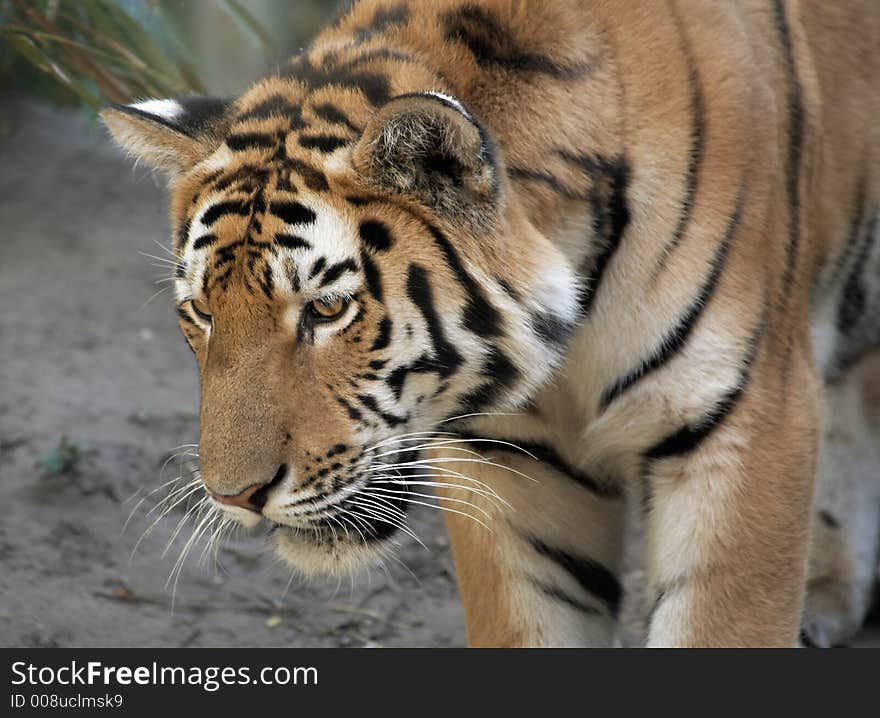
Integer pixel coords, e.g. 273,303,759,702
103,75,580,575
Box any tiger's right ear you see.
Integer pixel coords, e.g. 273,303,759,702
101,97,231,179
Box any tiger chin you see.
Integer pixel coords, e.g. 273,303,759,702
105,0,880,647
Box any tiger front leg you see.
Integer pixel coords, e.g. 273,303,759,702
431,443,626,647
643,354,820,647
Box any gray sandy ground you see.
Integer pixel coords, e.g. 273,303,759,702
0,100,876,647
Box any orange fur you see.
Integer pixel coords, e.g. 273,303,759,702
103,1,880,646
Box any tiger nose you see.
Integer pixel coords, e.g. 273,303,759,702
210,464,287,512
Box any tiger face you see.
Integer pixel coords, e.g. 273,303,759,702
103,81,580,574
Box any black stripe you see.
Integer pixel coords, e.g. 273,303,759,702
308,257,326,280
531,311,573,347
350,2,409,42
176,218,191,250
601,184,746,409
210,240,245,269
235,96,304,126
532,581,601,616
176,305,197,326
462,438,622,499
281,55,391,107
481,345,520,385
456,346,520,412
406,263,465,376
507,166,584,200
359,220,394,252
443,4,592,79
645,304,768,460
287,158,330,192
201,200,249,227
226,132,277,152
213,165,270,192
320,258,359,286
386,355,436,399
269,201,316,226
360,251,384,303
530,538,621,615
326,443,348,458
357,393,407,427
275,234,312,251
290,266,301,295
423,222,502,336
258,264,274,299
312,103,359,132
562,153,631,316
335,47,417,68
213,266,233,289
772,0,805,299
336,397,362,422
497,278,520,301
838,213,876,334
191,233,218,251
299,134,350,153
652,0,705,275
370,316,393,352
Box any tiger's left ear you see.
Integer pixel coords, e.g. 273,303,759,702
352,92,501,225
101,97,231,179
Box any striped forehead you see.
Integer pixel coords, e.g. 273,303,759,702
176,191,361,301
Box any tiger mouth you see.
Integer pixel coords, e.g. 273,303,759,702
269,512,401,546
267,485,409,543
269,488,409,575
210,450,425,574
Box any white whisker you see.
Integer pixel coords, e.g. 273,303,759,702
368,456,539,484
364,430,459,453
360,486,494,520
439,411,524,424
368,477,508,507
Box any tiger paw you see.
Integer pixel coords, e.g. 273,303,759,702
800,579,865,647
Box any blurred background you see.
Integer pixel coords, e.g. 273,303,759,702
1,1,877,648
0,0,331,109
0,0,465,648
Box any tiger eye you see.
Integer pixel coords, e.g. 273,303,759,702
190,298,212,321
311,297,346,319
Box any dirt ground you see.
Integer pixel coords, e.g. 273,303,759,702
0,100,877,648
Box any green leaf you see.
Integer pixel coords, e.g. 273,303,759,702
1,31,100,106
86,0,184,87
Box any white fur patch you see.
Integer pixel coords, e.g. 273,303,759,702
423,91,472,119
195,146,234,174
294,199,361,298
129,98,183,123
212,500,262,529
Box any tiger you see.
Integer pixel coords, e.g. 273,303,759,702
102,0,880,647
